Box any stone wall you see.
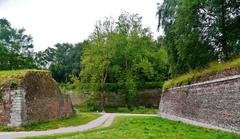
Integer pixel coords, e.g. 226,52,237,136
0,88,27,127
26,94,73,122
138,89,161,107
68,89,161,107
8,89,27,127
160,75,240,132
0,71,74,127
22,72,74,123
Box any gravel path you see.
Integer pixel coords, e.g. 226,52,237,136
0,113,158,139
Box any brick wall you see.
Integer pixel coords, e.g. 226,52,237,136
22,72,74,123
160,75,240,132
68,89,161,107
0,71,74,127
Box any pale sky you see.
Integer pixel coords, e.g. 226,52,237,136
0,0,163,51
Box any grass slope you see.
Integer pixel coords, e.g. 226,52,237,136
0,113,100,131
23,116,240,139
163,57,240,90
0,69,50,87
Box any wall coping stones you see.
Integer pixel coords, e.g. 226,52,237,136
169,74,240,90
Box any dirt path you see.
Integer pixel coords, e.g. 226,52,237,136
0,113,158,139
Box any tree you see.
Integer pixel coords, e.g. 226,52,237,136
35,42,84,82
0,18,35,70
156,0,240,76
79,13,169,109
199,0,240,60
113,13,163,106
80,18,114,112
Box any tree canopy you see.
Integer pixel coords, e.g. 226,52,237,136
79,13,168,110
0,18,35,70
157,0,240,77
35,42,84,82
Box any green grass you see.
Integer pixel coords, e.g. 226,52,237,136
0,113,100,131
74,105,158,114
22,116,240,139
104,106,158,114
163,57,240,90
0,69,50,87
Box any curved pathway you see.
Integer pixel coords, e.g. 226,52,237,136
0,113,158,139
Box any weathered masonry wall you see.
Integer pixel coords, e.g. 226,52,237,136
0,71,74,127
0,87,74,127
8,89,27,127
67,89,161,107
160,75,240,132
0,88,27,127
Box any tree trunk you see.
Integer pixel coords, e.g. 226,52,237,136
220,0,228,60
99,89,105,112
99,66,108,112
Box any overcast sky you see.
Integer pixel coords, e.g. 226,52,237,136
0,0,163,51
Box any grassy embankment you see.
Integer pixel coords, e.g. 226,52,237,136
0,70,50,86
22,116,240,139
163,57,240,90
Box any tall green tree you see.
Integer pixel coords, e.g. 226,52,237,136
80,18,115,112
157,0,240,76
199,0,240,60
79,13,169,109
113,13,165,106
157,0,216,76
0,18,35,70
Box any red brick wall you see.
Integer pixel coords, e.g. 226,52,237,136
0,89,12,125
160,75,240,132
21,72,74,122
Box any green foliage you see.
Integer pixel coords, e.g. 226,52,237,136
0,113,100,131
157,0,216,77
104,83,119,92
105,82,163,92
73,105,158,114
0,18,36,70
35,42,85,82
74,104,99,112
157,0,240,77
9,81,17,89
139,82,163,89
131,106,158,114
26,117,240,139
163,57,240,90
78,12,169,110
0,69,50,88
199,0,240,60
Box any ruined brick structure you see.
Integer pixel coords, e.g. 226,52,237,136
160,72,240,132
0,71,74,127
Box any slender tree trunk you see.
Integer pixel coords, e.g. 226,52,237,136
99,89,105,112
220,0,228,60
99,68,108,112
